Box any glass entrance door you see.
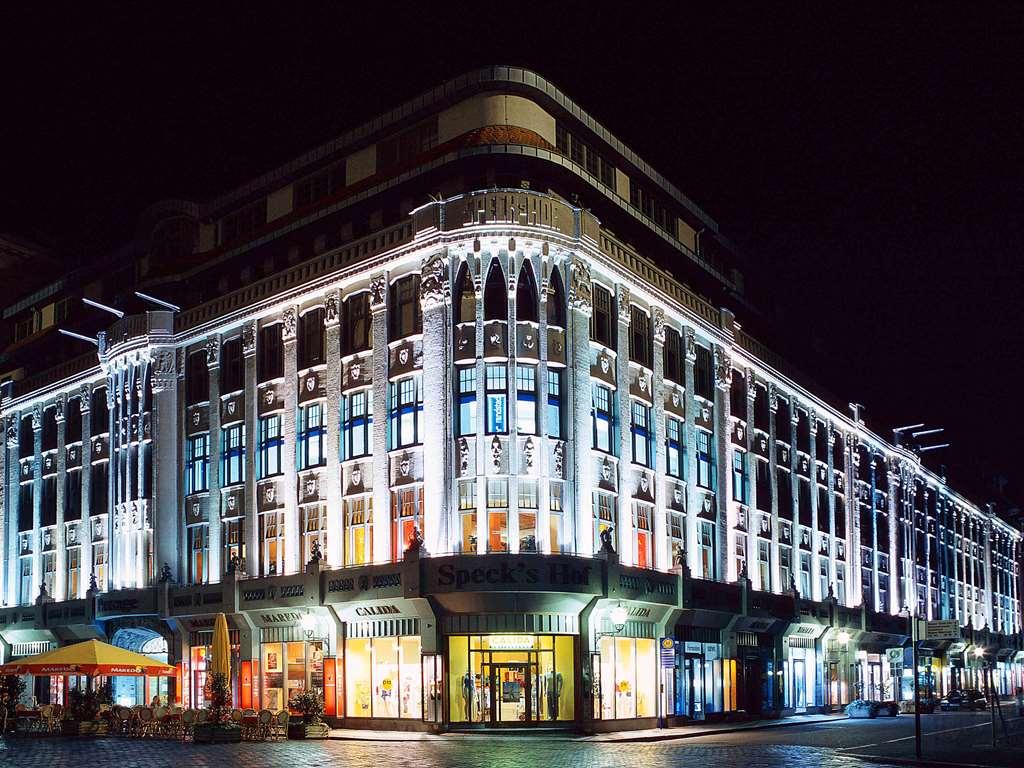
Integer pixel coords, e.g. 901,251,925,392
793,659,807,711
484,662,537,724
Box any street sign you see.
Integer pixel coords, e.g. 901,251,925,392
886,647,904,665
925,619,960,641
660,638,676,668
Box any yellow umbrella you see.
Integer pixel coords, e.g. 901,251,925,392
211,613,231,680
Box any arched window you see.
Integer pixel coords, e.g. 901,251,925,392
483,259,507,322
516,261,539,324
453,262,475,325
547,267,566,328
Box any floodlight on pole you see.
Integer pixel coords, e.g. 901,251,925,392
58,329,100,346
134,291,180,312
82,297,124,318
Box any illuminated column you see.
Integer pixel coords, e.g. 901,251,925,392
30,404,43,599
536,258,551,555
323,292,343,567
982,519,994,629
3,414,18,604
369,275,390,563
808,415,822,601
280,309,299,575
150,348,180,586
614,286,633,564
713,346,733,582
241,322,258,575
844,432,860,607
651,308,668,571
684,328,700,576
53,394,67,598
78,385,93,597
742,370,757,589
567,257,594,556
886,461,901,614
420,252,450,557
506,251,520,555
768,384,781,593
206,337,223,582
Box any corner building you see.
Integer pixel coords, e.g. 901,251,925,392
1,67,1021,730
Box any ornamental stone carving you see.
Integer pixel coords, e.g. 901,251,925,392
420,252,447,307
369,274,388,310
713,346,733,390
684,327,697,361
54,393,66,422
616,286,631,317
79,383,92,411
281,308,297,340
458,437,470,474
553,441,565,478
241,321,257,354
3,418,12,446
490,435,503,472
652,306,666,343
31,403,42,431
205,338,220,367
324,291,340,325
568,258,592,312
523,436,535,470
746,368,756,401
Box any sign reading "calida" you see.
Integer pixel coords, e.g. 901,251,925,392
426,555,600,594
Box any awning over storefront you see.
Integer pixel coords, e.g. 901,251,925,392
0,638,175,676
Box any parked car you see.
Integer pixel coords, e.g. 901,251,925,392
939,689,988,711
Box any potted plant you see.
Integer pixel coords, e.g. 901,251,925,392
0,675,27,734
288,689,328,739
193,672,242,744
63,681,112,736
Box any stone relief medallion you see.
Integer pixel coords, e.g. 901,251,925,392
601,459,613,483
265,485,276,504
351,466,363,486
351,363,361,381
459,438,470,474
600,356,610,374
400,456,411,477
305,476,317,497
523,436,535,469
490,435,503,471
399,348,410,365
306,376,316,392
264,389,274,405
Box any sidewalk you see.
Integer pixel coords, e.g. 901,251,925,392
328,712,847,742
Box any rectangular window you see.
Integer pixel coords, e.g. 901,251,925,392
664,328,682,384
515,364,537,435
90,461,108,517
694,345,714,400
590,285,615,347
185,434,210,494
389,377,423,448
345,497,373,566
189,524,209,584
696,429,714,489
257,415,283,478
388,275,422,338
458,480,477,554
667,510,684,561
799,553,811,598
594,491,616,553
631,401,652,467
456,367,477,437
485,365,507,434
93,539,108,591
298,402,326,469
343,391,373,460
391,486,423,560
258,324,283,381
755,460,770,512
66,546,81,599
260,511,284,576
486,478,509,552
185,351,209,406
220,424,246,486
223,518,243,573
592,384,614,453
629,307,652,367
758,540,771,591
818,559,829,600
780,547,792,592
301,505,327,565
518,480,538,552
342,293,372,355
42,551,56,598
220,337,244,394
663,416,682,478
634,503,652,569
699,520,715,580
549,482,564,553
546,369,563,439
298,307,326,369
732,450,747,504
19,556,32,605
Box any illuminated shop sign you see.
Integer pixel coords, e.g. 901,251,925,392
431,558,594,592
484,635,537,650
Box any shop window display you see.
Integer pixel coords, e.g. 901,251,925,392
448,634,574,724
261,640,324,712
345,635,421,719
597,636,656,719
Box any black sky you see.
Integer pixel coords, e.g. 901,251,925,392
2,3,1022,506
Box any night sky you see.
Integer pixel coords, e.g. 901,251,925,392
3,5,1021,507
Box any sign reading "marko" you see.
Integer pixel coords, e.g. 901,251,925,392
425,555,601,595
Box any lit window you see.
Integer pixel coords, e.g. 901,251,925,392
666,417,684,478
515,365,537,435
389,377,423,448
458,480,477,554
257,415,283,478
189,524,209,584
220,424,246,486
298,403,326,469
546,369,563,439
696,429,714,489
391,486,423,560
593,491,616,553
518,480,538,552
592,384,614,453
486,478,509,552
343,391,373,459
485,365,507,434
634,503,652,569
185,434,210,494
631,401,652,467
456,367,476,437
731,450,747,504
699,520,715,580
345,498,373,565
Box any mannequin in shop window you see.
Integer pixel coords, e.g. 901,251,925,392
542,670,563,719
462,672,474,720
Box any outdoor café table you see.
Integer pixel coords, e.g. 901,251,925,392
16,710,42,733
241,714,260,739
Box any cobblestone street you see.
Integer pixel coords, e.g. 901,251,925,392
0,737,885,768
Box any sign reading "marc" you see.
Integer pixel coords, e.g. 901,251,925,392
425,555,601,595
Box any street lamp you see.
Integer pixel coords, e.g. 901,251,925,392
837,630,851,647
973,646,985,659
609,604,628,633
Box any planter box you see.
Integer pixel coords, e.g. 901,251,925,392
289,721,330,739
876,701,899,717
61,720,110,736
846,702,878,719
193,723,243,744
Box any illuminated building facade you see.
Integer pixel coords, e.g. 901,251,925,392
1,67,1021,727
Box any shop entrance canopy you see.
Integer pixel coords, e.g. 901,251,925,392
0,638,175,676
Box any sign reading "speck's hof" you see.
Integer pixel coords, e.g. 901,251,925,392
424,554,601,595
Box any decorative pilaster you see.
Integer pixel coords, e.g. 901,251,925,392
767,384,781,593
54,394,67,599
150,348,179,587
683,327,700,577
4,417,19,604
651,307,668,571
369,276,390,563
240,323,258,577
713,344,732,582
206,336,223,582
420,252,449,558
568,256,594,556
322,294,344,567
614,286,633,564
886,460,902,615
280,310,299,574
31,404,43,600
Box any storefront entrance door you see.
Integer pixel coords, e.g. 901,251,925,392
484,662,537,724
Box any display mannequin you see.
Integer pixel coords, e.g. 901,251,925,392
543,670,563,720
462,672,474,720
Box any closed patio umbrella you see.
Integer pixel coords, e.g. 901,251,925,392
210,613,231,681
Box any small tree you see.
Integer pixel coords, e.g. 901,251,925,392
207,672,231,725
288,688,324,725
0,675,27,730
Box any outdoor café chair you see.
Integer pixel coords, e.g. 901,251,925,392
272,710,290,740
256,709,273,741
180,708,196,741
